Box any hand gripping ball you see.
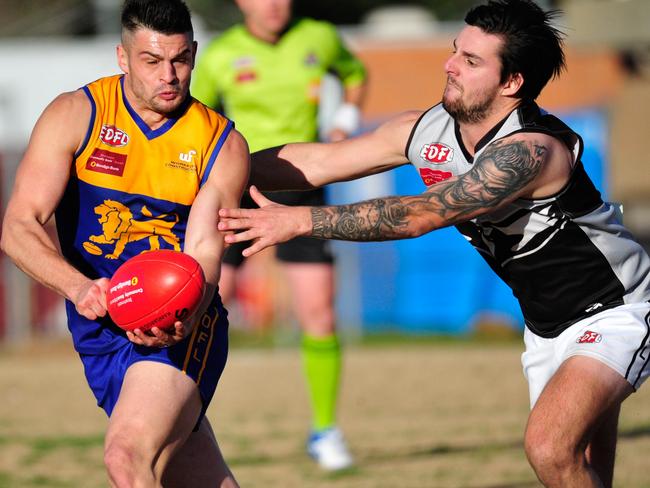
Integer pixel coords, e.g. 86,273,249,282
107,250,205,332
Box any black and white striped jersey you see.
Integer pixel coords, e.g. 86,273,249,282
405,101,650,337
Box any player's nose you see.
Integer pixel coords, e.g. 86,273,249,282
160,61,178,84
444,55,458,76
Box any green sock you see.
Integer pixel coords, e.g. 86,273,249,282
301,333,341,432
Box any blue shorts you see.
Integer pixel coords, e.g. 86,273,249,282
79,303,229,425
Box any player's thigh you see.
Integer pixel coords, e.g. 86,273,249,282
276,219,335,323
524,302,650,408
521,328,558,408
526,355,632,449
162,417,238,488
106,361,202,466
282,262,335,301
282,262,335,332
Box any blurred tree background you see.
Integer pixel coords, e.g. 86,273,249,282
0,0,484,37
189,0,480,31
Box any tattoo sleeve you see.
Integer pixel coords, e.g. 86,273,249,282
310,138,547,241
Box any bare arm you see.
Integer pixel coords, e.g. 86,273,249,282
0,90,109,319
184,129,250,285
219,134,552,255
129,128,250,347
249,110,419,191
311,136,549,240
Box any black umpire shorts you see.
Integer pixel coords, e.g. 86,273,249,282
222,188,335,267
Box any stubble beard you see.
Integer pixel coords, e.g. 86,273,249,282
150,96,182,115
442,82,498,124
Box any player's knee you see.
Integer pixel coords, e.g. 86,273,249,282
295,297,335,333
299,310,336,336
525,423,580,483
104,436,154,487
104,441,134,486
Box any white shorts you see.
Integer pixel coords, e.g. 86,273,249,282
521,302,650,408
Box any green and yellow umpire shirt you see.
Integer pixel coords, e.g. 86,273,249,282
192,18,366,152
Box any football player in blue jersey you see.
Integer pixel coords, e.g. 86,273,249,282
1,1,249,486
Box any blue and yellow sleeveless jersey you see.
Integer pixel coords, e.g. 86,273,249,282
55,74,233,354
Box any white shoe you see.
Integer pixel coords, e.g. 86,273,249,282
307,427,354,471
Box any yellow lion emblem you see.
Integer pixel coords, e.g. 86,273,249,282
86,199,181,259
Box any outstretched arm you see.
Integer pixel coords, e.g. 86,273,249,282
249,110,418,191
219,134,551,256
310,136,549,239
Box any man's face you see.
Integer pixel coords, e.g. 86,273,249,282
118,27,196,116
237,0,292,37
442,25,505,124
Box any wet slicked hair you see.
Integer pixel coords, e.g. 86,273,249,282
465,0,566,100
121,0,193,37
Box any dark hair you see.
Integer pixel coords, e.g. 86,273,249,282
121,0,193,37
465,0,565,100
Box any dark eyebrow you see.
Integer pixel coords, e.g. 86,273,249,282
452,39,483,63
140,51,163,59
140,48,192,60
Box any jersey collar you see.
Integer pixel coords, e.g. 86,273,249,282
119,75,192,140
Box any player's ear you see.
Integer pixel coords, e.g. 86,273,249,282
501,72,524,97
117,44,129,74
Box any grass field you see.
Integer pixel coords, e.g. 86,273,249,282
1,337,649,487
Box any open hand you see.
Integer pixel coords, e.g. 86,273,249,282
218,186,312,257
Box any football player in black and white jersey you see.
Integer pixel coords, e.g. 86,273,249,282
217,1,650,486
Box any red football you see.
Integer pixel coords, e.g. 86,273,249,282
107,250,205,332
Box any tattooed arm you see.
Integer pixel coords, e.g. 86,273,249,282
219,133,564,255
312,136,549,240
